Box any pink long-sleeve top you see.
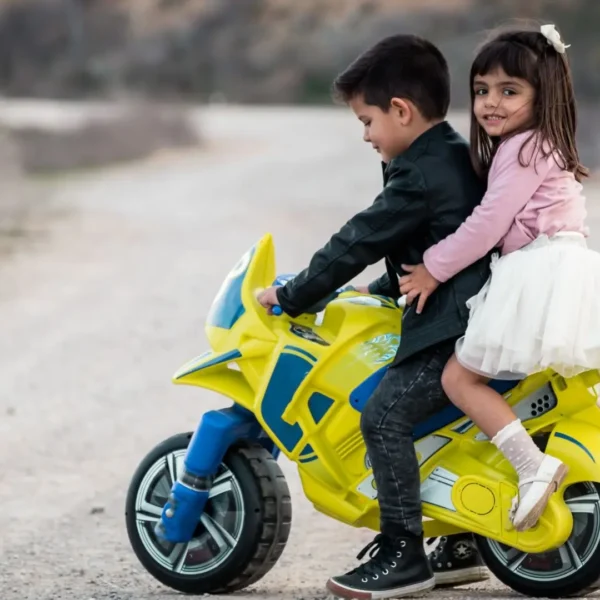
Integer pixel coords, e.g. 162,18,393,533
423,131,588,283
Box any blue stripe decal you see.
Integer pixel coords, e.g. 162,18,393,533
284,345,317,363
300,443,314,456
455,420,473,434
176,349,242,378
555,432,595,463
260,353,310,452
308,393,334,424
299,455,318,463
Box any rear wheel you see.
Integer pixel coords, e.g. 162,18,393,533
125,433,292,594
476,481,600,597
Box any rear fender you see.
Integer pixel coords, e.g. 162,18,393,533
546,418,600,484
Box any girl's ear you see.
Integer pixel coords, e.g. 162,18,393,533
390,98,413,125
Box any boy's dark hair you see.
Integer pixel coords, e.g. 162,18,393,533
332,34,450,121
470,25,587,182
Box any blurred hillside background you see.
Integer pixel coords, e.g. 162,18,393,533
1,0,598,107
0,0,599,242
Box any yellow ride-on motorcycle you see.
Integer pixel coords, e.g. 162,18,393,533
126,234,600,597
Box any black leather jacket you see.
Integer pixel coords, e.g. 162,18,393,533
277,121,490,364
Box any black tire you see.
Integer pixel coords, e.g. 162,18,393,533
125,432,292,594
475,481,600,597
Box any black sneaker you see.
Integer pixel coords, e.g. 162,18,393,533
326,533,435,599
426,534,489,587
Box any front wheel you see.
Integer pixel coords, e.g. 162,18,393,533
125,433,292,594
476,481,600,597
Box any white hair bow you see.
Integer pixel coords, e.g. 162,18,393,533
540,24,570,54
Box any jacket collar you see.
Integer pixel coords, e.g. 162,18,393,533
383,121,453,176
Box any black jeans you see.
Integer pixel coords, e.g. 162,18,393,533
361,339,456,538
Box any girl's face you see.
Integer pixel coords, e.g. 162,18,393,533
472,67,536,138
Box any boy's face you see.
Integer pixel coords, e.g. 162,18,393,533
349,95,414,163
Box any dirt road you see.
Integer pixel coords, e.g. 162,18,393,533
0,105,598,600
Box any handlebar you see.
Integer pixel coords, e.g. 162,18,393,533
270,284,359,317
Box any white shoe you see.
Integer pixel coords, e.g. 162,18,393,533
510,455,569,532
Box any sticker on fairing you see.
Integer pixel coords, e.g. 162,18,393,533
289,323,330,346
357,474,378,499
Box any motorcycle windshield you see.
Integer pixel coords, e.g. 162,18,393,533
206,245,255,331
205,234,277,351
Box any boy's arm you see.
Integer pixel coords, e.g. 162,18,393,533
368,272,393,296
368,267,400,298
276,160,425,317
423,133,555,283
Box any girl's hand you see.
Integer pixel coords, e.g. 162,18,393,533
399,264,440,314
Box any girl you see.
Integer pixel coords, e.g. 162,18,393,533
399,24,600,531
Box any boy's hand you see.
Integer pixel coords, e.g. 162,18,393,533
353,285,370,294
399,264,440,314
257,286,282,315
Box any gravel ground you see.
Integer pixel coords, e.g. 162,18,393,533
1,104,599,600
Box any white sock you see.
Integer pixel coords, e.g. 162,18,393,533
491,419,545,496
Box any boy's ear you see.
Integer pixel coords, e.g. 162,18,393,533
390,97,413,125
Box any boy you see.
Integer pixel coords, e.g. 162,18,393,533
258,35,490,599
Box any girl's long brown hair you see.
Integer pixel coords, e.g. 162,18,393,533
469,26,588,182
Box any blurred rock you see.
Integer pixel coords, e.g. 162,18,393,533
0,127,31,237
9,103,200,173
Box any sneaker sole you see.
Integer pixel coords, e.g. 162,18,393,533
326,576,436,599
514,463,569,532
434,566,489,587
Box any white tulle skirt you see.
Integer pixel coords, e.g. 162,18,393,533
456,232,600,380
